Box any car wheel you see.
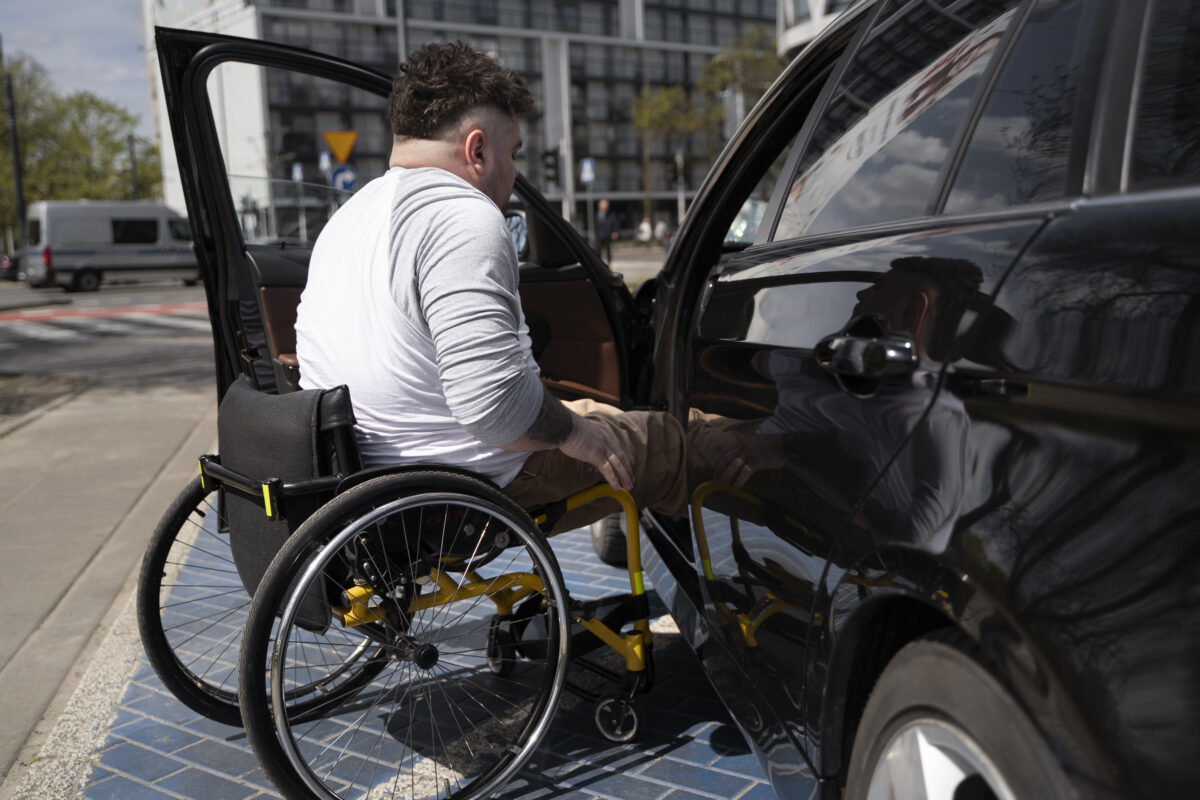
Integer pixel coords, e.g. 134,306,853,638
71,270,101,292
589,512,627,567
846,635,1076,800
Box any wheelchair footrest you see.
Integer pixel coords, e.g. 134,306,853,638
568,592,650,659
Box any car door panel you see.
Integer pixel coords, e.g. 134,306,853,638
687,217,1044,766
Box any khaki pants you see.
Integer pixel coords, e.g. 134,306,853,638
501,399,688,534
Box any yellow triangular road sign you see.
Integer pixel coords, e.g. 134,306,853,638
322,131,358,164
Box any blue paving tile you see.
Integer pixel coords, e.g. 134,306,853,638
182,714,247,740
174,737,260,777
637,757,757,798
93,741,184,782
81,772,165,800
156,766,258,800
573,769,673,800
736,781,779,800
113,715,205,753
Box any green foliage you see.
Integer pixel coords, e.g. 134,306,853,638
698,24,786,104
0,54,161,239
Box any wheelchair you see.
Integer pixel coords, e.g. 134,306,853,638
137,375,656,800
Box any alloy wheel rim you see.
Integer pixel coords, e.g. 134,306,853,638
866,718,1016,800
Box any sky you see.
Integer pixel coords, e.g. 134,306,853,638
2,0,155,137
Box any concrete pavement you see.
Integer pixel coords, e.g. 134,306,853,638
0,386,217,787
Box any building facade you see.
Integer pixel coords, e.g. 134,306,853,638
143,0,840,239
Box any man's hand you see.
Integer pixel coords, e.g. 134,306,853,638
501,386,634,491
560,416,634,492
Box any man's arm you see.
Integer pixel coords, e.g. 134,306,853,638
501,384,633,491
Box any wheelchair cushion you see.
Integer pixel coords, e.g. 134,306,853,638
218,375,356,628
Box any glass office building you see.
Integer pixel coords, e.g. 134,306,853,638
144,1,841,233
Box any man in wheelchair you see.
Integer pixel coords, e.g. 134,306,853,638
293,41,687,534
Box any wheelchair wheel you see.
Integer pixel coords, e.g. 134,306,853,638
137,477,245,725
137,477,388,726
239,470,572,800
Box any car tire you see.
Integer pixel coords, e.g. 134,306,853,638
70,270,101,292
846,634,1077,800
589,512,627,567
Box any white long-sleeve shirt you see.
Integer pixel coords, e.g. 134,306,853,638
296,167,542,486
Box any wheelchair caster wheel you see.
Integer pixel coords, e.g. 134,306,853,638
594,693,639,742
487,619,516,677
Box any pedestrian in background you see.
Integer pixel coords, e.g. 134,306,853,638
594,198,619,263
636,217,652,246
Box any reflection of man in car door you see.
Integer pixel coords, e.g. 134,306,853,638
694,256,982,552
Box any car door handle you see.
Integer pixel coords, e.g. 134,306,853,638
815,331,918,379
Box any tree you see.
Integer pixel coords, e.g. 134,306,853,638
631,85,709,220
1,54,161,243
698,25,786,108
628,25,784,220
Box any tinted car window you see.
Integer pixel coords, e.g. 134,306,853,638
112,218,158,244
774,0,1018,240
1130,0,1200,186
27,219,42,245
945,0,1098,213
169,219,193,241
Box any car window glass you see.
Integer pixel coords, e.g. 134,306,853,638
945,0,1096,214
208,62,393,246
168,219,193,241
27,219,41,245
1130,0,1200,186
774,0,1018,241
724,133,799,248
112,218,159,244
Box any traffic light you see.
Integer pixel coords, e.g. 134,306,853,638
541,148,560,187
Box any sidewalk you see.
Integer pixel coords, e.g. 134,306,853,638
0,392,772,800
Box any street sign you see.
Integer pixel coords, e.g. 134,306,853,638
322,131,358,164
290,162,303,182
318,150,331,174
330,164,358,192
579,157,595,186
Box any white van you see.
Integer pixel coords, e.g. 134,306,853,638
21,201,199,291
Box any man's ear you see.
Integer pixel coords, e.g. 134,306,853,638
464,128,487,175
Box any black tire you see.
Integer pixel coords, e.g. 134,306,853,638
137,477,386,726
136,477,246,725
846,635,1076,800
589,512,627,567
239,470,572,800
70,269,101,292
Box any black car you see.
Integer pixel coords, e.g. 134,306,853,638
159,0,1199,795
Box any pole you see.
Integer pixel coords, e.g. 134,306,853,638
1,36,27,252
675,148,685,223
586,183,595,250
128,134,140,200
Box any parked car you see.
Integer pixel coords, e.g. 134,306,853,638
0,252,16,281
20,200,199,291
158,0,1199,794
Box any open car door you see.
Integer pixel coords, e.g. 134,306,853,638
155,27,641,406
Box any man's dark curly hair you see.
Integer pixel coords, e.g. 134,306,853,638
389,42,534,140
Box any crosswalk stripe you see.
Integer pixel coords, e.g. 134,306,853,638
2,320,81,342
117,311,212,331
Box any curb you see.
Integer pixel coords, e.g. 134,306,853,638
0,298,72,314
0,382,92,440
